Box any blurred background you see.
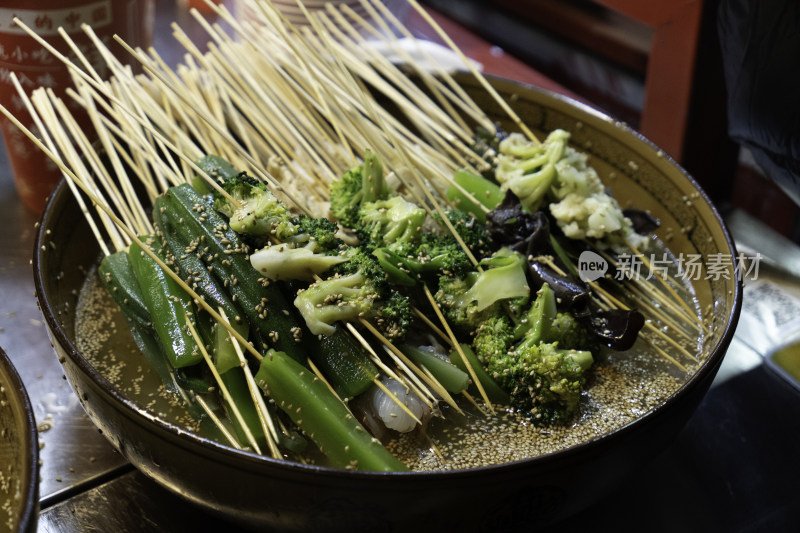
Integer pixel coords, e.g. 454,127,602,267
424,0,800,243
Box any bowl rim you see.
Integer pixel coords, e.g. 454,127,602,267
32,76,743,481
0,346,40,531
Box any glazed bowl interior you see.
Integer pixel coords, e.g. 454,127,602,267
33,73,741,530
0,347,39,533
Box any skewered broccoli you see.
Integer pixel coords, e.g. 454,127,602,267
249,242,348,282
293,247,412,339
209,179,348,281
491,341,593,425
433,208,494,259
546,311,597,351
471,315,515,364
291,215,342,251
248,214,348,282
434,248,530,330
357,195,427,252
212,173,296,240
494,129,569,212
471,283,595,425
372,230,474,287
329,150,389,228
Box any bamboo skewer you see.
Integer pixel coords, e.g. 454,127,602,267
422,284,494,412
185,317,269,456
362,0,494,134
407,0,539,144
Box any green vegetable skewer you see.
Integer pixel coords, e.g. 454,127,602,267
129,236,201,369
153,195,244,328
159,184,304,361
98,251,151,331
305,327,380,400
402,344,470,394
255,350,409,472
446,168,503,222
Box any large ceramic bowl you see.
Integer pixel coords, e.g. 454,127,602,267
33,74,741,531
0,347,39,533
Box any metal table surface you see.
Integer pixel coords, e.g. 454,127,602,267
1,2,799,532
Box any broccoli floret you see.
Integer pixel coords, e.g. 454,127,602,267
472,315,515,365
294,269,380,336
513,283,557,344
213,173,297,240
246,211,347,282
290,214,343,253
357,195,427,251
413,232,473,276
435,275,498,330
488,342,593,425
372,231,474,287
329,150,389,228
433,208,494,259
374,290,413,340
472,282,595,425
434,248,530,330
293,248,412,339
465,249,530,311
495,129,569,212
545,312,596,351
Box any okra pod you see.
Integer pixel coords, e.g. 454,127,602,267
159,184,304,361
153,195,244,328
98,251,151,330
128,235,201,369
194,154,240,187
221,367,266,448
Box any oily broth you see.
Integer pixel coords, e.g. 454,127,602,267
75,268,200,432
74,235,705,471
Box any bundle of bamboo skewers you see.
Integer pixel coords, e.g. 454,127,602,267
2,0,705,466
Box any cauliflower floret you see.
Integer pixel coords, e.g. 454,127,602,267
550,193,626,239
548,149,648,251
494,130,650,251
551,147,604,199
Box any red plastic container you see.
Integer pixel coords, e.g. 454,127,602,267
0,0,154,213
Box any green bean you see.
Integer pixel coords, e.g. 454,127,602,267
402,345,470,394
255,350,408,472
449,344,509,404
